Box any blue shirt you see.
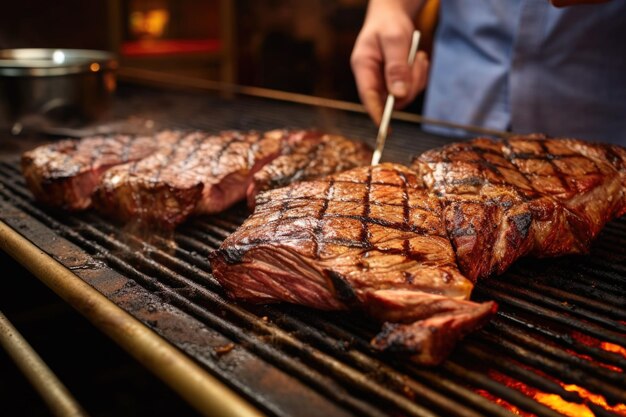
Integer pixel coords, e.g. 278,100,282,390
423,0,626,145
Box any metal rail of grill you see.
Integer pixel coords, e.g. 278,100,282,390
0,85,625,417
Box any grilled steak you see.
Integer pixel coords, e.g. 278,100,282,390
21,131,180,210
210,163,497,365
412,134,626,281
247,131,372,209
23,128,371,228
93,130,292,228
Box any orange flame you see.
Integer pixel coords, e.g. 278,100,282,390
533,391,594,417
570,332,626,365
601,342,626,360
562,384,626,415
477,369,626,417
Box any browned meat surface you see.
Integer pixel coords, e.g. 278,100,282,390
247,131,372,209
93,130,289,229
23,128,370,228
21,132,179,210
210,163,496,365
413,134,626,281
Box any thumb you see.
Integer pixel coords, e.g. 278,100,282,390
379,31,412,98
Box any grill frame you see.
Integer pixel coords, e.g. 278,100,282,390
1,82,625,417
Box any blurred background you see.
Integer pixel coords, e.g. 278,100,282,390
0,0,438,107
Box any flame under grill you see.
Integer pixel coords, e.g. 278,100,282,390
0,86,625,417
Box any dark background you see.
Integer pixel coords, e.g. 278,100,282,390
0,0,367,102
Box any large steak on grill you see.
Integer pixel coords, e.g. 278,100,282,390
209,163,497,365
412,134,626,281
93,130,286,229
21,131,181,210
94,129,371,229
22,129,371,228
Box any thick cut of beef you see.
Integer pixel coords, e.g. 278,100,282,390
21,131,180,210
247,131,372,209
412,134,626,281
23,128,371,228
94,129,371,229
210,163,496,365
94,130,293,229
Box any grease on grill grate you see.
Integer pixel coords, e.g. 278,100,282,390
1,155,625,417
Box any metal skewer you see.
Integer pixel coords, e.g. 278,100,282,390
371,30,421,166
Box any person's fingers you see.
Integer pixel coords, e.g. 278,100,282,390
379,29,413,100
351,42,385,124
395,51,429,109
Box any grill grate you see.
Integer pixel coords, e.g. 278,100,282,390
1,85,625,417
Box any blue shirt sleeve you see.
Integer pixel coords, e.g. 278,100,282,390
423,0,626,145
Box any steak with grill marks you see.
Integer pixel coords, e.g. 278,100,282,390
412,134,626,281
209,163,497,365
246,131,372,209
93,130,290,229
21,131,181,210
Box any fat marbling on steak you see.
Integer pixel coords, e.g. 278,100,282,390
21,131,182,210
247,131,372,209
210,163,497,365
412,134,626,281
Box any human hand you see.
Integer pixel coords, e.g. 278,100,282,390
550,0,610,6
351,0,428,125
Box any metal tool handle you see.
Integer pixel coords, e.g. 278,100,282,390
0,311,89,417
371,30,421,166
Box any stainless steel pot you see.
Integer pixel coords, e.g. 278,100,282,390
0,49,118,130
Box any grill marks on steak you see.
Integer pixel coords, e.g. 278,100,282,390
21,132,179,210
413,134,626,281
209,163,497,365
93,130,288,229
247,131,373,209
22,129,372,228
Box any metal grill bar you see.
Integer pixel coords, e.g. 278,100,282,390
493,313,626,389
485,280,626,332
0,311,89,417
505,275,626,320
476,286,626,346
458,343,582,403
441,361,566,417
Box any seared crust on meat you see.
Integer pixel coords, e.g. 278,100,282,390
247,131,372,209
413,134,626,281
94,130,287,229
210,163,496,365
21,132,178,210
23,128,371,228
